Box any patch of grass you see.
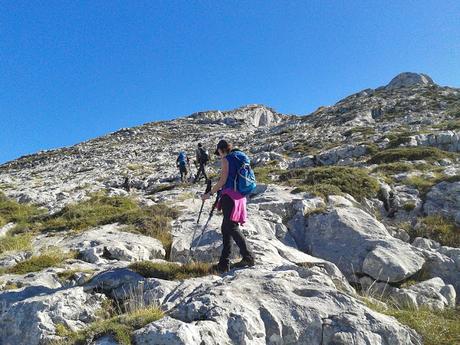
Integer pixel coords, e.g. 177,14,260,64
0,281,19,290
56,269,95,284
363,143,380,156
6,249,77,275
434,119,460,131
126,163,143,171
0,192,43,227
365,300,460,345
8,194,178,257
344,126,375,137
371,162,434,175
403,175,439,195
304,206,328,217
147,183,177,194
0,233,32,256
280,166,380,201
129,261,215,280
402,173,459,197
368,147,454,164
253,162,283,184
385,131,414,148
54,305,164,345
291,183,342,198
402,202,416,212
409,214,460,247
289,142,318,155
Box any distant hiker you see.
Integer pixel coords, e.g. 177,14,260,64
122,175,131,192
201,139,256,273
176,151,190,183
194,143,209,183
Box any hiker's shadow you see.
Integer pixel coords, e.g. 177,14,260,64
0,285,62,311
191,230,220,247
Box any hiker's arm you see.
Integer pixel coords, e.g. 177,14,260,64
211,158,228,194
202,158,228,200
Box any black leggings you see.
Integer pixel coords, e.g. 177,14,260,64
194,163,208,182
219,194,252,266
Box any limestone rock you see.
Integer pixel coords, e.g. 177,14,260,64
299,205,425,282
0,287,106,345
134,266,421,345
386,72,435,89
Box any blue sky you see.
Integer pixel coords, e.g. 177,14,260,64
1,1,459,164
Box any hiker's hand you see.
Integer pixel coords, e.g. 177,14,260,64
201,193,211,201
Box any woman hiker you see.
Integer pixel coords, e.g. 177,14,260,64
201,139,255,273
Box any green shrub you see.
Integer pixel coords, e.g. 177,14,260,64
6,249,77,275
129,261,214,280
385,131,413,148
408,215,460,247
280,166,380,201
368,147,454,164
372,162,427,174
54,305,164,345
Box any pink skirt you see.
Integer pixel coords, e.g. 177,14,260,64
217,188,247,225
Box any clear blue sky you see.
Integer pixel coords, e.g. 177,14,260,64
1,1,459,164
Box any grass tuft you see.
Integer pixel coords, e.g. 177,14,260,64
280,166,379,201
253,161,283,184
364,299,460,345
0,192,43,226
0,233,32,256
6,249,77,275
0,193,178,263
53,305,164,345
129,261,215,280
408,214,460,247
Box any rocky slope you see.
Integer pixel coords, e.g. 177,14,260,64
0,72,459,345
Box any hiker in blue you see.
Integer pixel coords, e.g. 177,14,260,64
201,139,256,273
176,151,190,183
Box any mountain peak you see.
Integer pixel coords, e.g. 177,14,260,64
189,104,283,127
385,72,435,89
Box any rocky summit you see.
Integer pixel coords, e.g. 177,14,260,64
1,72,460,345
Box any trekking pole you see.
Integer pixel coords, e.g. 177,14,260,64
189,191,220,261
188,179,212,259
197,179,212,224
188,160,193,181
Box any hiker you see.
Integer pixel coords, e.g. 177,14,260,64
176,151,190,183
201,139,255,273
194,143,209,183
122,175,131,192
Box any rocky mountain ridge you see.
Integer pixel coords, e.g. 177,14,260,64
0,72,459,345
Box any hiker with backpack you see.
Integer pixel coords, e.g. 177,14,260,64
201,139,256,273
194,143,209,183
176,151,190,183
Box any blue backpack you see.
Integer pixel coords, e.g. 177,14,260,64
228,151,257,195
177,152,187,166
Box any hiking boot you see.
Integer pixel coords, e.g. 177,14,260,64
213,262,230,274
232,256,255,268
